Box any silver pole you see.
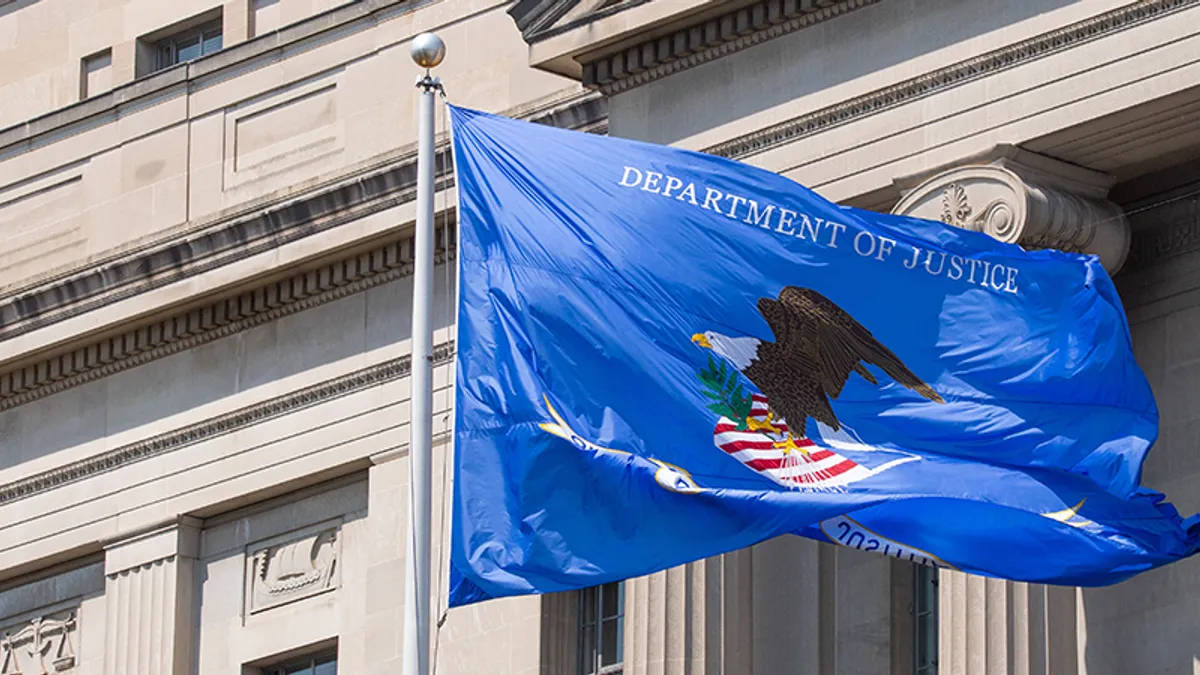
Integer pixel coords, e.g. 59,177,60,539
405,32,445,675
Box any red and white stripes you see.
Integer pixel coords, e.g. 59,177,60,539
714,394,870,489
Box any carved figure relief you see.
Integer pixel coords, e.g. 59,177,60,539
248,527,340,613
0,610,77,675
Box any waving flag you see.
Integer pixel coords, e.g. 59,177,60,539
446,105,1199,606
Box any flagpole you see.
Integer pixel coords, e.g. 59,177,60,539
404,32,444,675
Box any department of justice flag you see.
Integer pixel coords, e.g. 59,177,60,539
445,105,1199,606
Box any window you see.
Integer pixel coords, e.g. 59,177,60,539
155,19,223,70
80,49,112,99
913,565,938,675
262,651,336,675
579,581,624,675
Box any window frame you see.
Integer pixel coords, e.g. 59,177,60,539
260,649,337,675
155,18,224,71
913,564,939,675
578,581,624,675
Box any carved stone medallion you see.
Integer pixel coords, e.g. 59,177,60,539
247,526,341,614
0,609,78,675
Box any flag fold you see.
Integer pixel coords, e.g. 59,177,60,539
447,105,1199,606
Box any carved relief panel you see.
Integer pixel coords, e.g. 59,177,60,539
0,608,78,675
245,523,341,614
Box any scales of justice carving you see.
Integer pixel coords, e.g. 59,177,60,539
249,527,340,613
0,611,77,675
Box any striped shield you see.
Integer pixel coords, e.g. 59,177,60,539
713,394,872,490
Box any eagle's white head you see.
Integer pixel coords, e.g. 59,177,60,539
691,331,760,370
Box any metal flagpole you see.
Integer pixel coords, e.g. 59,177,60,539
404,32,445,675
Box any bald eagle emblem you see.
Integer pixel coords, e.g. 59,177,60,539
693,286,944,490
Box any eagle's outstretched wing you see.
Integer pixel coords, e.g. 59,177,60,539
757,286,944,408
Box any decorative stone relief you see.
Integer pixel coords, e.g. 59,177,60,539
247,526,341,613
0,609,78,675
892,146,1130,273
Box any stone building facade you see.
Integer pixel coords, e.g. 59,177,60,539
0,0,1198,674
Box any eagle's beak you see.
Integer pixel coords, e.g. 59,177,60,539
691,333,712,349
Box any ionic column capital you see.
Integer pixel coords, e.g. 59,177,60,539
892,145,1130,273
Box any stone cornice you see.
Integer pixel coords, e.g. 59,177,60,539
0,342,456,506
0,150,440,342
583,0,881,95
0,232,452,411
702,0,1200,160
0,88,605,345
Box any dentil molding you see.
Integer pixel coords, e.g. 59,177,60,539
0,230,453,412
892,146,1130,273
0,341,456,506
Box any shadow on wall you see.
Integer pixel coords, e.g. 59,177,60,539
1094,167,1200,675
0,0,39,20
612,0,1082,146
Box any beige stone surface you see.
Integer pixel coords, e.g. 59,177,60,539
6,0,1200,673
0,0,572,294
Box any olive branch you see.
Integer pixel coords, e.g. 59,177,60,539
698,355,754,430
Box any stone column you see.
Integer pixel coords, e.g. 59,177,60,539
102,517,201,675
895,144,1111,675
892,145,1131,274
621,537,848,675
936,571,1087,675
624,556,724,675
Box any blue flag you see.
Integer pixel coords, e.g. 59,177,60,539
446,105,1199,606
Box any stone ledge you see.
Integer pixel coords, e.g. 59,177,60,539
701,0,1200,161
0,232,452,412
0,88,605,346
0,341,456,507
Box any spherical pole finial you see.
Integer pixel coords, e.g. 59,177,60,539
410,32,445,69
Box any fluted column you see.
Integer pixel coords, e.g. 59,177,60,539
622,537,848,675
938,570,1086,675
892,144,1130,274
625,555,726,675
102,517,201,675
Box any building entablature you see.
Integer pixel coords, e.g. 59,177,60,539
511,0,880,88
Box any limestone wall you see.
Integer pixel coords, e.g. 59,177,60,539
0,0,574,292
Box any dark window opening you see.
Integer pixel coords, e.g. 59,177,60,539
155,19,223,71
913,564,939,675
579,581,624,675
262,650,337,675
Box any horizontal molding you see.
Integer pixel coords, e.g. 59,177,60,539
1123,197,1200,272
584,0,879,95
0,87,604,344
0,0,414,150
0,342,456,506
0,230,454,411
702,0,1200,160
